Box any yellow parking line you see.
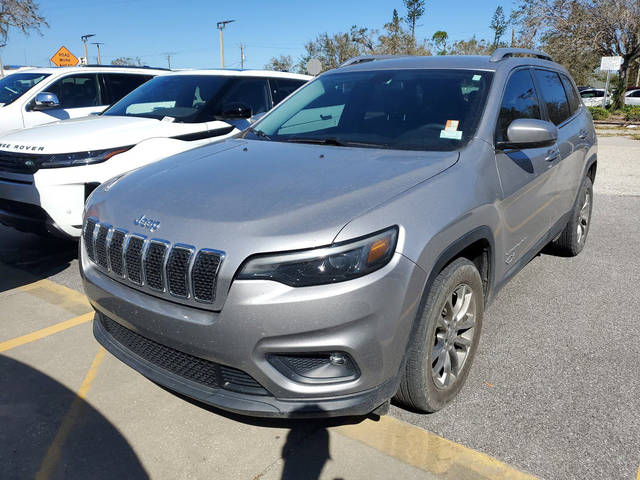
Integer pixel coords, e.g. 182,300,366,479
35,347,106,480
335,415,538,479
0,312,94,353
636,464,639,480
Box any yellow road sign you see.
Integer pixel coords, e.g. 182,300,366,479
51,46,79,67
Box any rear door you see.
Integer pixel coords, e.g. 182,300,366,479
23,73,107,127
532,69,586,223
494,68,557,268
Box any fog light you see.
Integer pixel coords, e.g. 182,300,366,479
329,353,345,365
269,352,359,384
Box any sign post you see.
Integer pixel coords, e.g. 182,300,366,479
599,56,622,108
50,46,79,67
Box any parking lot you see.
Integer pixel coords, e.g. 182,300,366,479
0,135,639,480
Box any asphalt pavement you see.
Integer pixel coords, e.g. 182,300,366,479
0,135,638,480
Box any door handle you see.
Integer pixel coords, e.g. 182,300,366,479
545,148,560,162
578,129,588,139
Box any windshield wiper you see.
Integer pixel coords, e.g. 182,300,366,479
248,127,271,140
282,137,389,149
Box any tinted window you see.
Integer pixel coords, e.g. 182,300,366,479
218,78,271,115
270,78,306,104
0,73,49,105
630,90,640,98
250,69,493,152
102,73,153,104
534,70,570,125
496,69,541,143
47,74,101,108
560,75,581,114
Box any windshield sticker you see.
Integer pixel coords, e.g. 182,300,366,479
444,120,460,131
162,116,175,122
440,129,463,140
472,74,482,81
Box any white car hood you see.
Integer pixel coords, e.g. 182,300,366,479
0,115,234,154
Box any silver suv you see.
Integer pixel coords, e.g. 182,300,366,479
81,49,596,417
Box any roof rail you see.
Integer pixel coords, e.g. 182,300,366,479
489,48,552,62
339,55,407,67
81,64,172,71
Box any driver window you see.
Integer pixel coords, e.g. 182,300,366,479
47,74,101,109
496,69,541,143
219,78,270,116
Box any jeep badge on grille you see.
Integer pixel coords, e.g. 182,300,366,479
134,214,160,232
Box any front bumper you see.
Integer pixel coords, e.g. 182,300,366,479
82,249,426,418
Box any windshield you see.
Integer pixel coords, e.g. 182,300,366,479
0,73,50,105
103,75,237,123
247,69,493,151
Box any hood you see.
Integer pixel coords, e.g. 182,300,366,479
88,138,458,254
0,116,233,154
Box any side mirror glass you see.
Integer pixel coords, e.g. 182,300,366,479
31,92,60,111
500,118,558,149
217,102,252,120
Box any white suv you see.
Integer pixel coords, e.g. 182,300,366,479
0,69,310,238
0,66,167,134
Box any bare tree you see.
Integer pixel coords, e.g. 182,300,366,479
512,0,640,107
450,36,493,55
111,56,144,67
378,9,415,54
298,32,361,73
0,0,46,43
490,6,508,47
264,55,294,72
403,0,426,40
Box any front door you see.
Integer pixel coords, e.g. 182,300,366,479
23,73,108,128
494,68,558,272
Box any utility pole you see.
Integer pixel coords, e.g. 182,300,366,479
216,20,235,69
0,43,6,78
240,44,245,69
166,54,172,69
92,42,104,65
81,34,95,64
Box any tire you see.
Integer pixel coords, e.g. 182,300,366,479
550,176,593,257
394,258,484,413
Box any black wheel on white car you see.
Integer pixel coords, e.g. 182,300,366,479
394,257,484,413
550,175,593,257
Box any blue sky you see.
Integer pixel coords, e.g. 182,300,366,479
2,0,513,70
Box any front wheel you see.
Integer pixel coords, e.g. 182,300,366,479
394,258,484,413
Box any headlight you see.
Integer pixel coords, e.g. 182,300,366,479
38,146,132,168
237,226,398,287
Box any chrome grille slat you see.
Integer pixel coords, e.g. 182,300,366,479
83,217,223,306
166,245,193,298
109,229,126,277
125,235,145,285
83,217,97,262
144,241,168,291
95,224,111,269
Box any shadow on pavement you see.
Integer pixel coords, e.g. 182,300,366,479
0,225,77,293
166,389,368,480
0,355,147,480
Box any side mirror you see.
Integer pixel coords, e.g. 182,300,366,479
31,92,61,111
499,118,558,149
217,102,252,119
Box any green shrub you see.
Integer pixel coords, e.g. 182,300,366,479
624,106,640,122
587,106,610,121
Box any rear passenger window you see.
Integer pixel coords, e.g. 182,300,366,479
496,69,541,143
103,74,153,105
533,70,570,126
270,78,306,104
560,75,581,114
